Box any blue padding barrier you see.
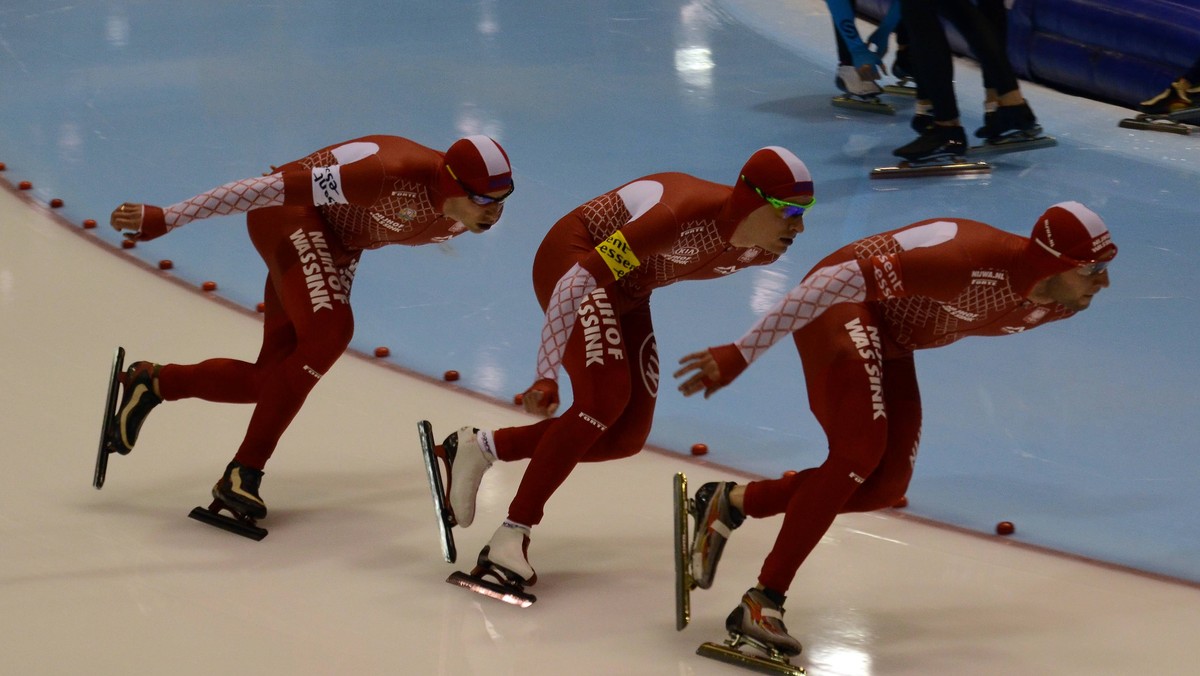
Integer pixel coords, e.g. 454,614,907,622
855,0,1200,108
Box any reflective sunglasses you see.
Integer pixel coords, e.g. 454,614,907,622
447,165,514,205
742,175,815,218
1077,260,1110,276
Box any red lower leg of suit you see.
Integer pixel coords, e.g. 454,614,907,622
743,304,922,594
155,206,355,469
495,293,659,526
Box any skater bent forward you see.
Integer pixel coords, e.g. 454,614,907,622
107,134,514,522
433,147,816,592
674,201,1117,654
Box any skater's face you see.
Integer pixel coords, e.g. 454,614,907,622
443,189,510,233
1035,262,1111,310
730,194,810,255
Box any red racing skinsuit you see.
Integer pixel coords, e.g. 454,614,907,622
710,218,1077,593
146,135,472,469
492,173,781,527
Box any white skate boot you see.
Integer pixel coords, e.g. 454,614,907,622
835,64,882,97
446,520,538,606
832,65,892,115
444,426,493,527
482,521,537,585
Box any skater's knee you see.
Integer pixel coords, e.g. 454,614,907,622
584,427,648,462
843,476,909,512
297,316,354,369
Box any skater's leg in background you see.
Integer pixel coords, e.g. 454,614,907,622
900,0,959,123
579,302,657,463
157,275,295,404
842,355,921,512
504,297,638,527
745,306,890,594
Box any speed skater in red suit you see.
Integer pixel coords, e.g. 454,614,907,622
107,134,514,520
671,201,1117,655
433,146,816,587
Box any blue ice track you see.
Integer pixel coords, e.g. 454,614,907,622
1,0,1196,582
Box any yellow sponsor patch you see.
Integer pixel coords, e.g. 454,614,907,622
595,230,640,281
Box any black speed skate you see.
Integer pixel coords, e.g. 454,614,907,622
94,348,162,488
971,103,1057,155
872,125,990,179
882,49,917,97
1119,107,1200,136
187,461,268,540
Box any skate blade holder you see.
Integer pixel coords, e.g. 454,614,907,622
188,500,268,541
830,95,895,115
1118,117,1193,135
969,135,1058,157
697,636,806,675
93,346,126,490
870,159,991,180
447,570,536,607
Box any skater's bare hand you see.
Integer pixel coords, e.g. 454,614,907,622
674,350,723,399
110,203,144,237
522,378,559,417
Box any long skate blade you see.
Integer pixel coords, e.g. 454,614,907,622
447,571,536,607
1118,117,1193,135
969,135,1058,157
93,346,125,490
187,501,268,541
697,641,806,675
417,420,457,563
870,160,991,179
673,472,692,630
830,95,895,115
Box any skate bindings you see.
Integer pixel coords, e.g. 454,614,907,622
883,48,917,96
675,477,745,630
94,348,163,488
447,521,537,607
691,481,745,590
112,361,163,454
872,125,990,179
831,65,894,115
443,426,492,528
696,587,806,674
971,103,1057,155
187,461,269,540
1120,82,1200,135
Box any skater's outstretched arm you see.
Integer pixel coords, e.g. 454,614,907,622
676,259,868,398
110,154,388,241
